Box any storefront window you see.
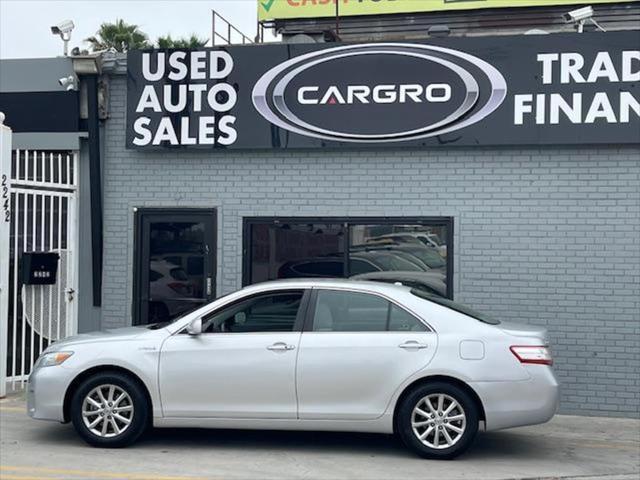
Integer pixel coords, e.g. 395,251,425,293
249,222,345,281
245,218,452,298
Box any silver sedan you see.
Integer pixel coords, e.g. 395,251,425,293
27,279,559,459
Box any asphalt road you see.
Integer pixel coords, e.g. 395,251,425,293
1,392,639,480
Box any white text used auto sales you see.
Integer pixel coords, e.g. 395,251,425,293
132,51,238,147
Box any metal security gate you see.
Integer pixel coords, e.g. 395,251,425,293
4,149,78,387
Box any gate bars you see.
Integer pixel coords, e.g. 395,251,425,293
2,148,78,390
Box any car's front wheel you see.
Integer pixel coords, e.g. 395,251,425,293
70,371,149,447
396,381,479,459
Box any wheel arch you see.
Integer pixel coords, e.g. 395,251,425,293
62,365,153,423
392,375,486,433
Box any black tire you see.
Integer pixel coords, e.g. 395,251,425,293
396,381,479,459
70,371,149,448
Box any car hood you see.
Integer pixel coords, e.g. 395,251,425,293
47,326,154,349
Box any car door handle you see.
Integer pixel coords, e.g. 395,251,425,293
267,342,295,351
398,341,429,350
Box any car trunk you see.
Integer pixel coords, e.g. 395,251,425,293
498,321,549,344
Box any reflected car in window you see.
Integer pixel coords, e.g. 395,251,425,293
278,250,429,279
369,232,447,257
350,271,447,297
148,259,200,322
351,244,446,274
28,279,558,460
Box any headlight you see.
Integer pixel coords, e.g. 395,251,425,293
35,351,74,368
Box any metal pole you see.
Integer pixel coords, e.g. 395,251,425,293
0,111,13,398
212,10,215,46
86,76,102,307
335,0,340,36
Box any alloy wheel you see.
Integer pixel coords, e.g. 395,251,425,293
81,384,134,438
411,393,467,449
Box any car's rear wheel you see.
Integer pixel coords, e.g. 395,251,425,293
396,382,479,459
70,371,149,447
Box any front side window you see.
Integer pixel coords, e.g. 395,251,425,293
312,290,427,332
202,291,304,333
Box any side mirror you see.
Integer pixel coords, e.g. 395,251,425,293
186,318,202,336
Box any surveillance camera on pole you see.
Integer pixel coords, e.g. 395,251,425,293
50,20,75,56
562,6,606,33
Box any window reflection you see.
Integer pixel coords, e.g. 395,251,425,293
148,222,208,323
248,220,450,298
349,224,448,297
250,223,345,281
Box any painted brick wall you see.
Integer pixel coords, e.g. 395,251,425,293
100,75,640,417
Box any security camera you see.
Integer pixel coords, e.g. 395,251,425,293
50,20,74,36
50,20,75,56
562,6,606,33
58,75,76,91
563,6,593,23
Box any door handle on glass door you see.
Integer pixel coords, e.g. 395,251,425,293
267,342,295,351
398,341,428,350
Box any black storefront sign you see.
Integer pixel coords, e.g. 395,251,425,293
0,91,79,133
126,31,640,150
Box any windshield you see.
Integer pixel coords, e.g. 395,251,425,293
408,249,445,268
410,289,500,325
373,254,423,271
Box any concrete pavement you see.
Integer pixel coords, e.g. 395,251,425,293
1,391,638,480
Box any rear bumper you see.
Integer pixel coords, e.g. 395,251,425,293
27,365,70,422
470,366,559,431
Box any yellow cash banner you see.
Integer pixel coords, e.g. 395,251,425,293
259,0,634,22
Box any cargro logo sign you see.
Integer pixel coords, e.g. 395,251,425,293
252,43,508,143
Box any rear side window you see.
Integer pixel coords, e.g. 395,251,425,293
411,288,500,325
312,290,427,332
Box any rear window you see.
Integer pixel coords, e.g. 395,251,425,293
410,289,500,325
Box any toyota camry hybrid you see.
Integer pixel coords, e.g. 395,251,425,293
27,279,559,459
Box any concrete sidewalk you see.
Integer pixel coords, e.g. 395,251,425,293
1,391,638,480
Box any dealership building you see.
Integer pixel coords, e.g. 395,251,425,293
0,0,638,416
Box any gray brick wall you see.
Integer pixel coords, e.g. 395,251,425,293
99,75,640,417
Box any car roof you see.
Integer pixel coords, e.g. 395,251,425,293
244,277,412,295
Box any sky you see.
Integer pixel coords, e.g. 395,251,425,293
0,0,272,59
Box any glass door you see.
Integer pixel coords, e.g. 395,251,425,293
134,209,216,325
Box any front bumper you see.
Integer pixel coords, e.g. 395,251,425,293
27,365,72,422
470,365,560,431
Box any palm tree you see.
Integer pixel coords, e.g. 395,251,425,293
85,19,149,52
156,34,208,49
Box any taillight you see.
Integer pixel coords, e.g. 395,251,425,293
510,345,553,366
